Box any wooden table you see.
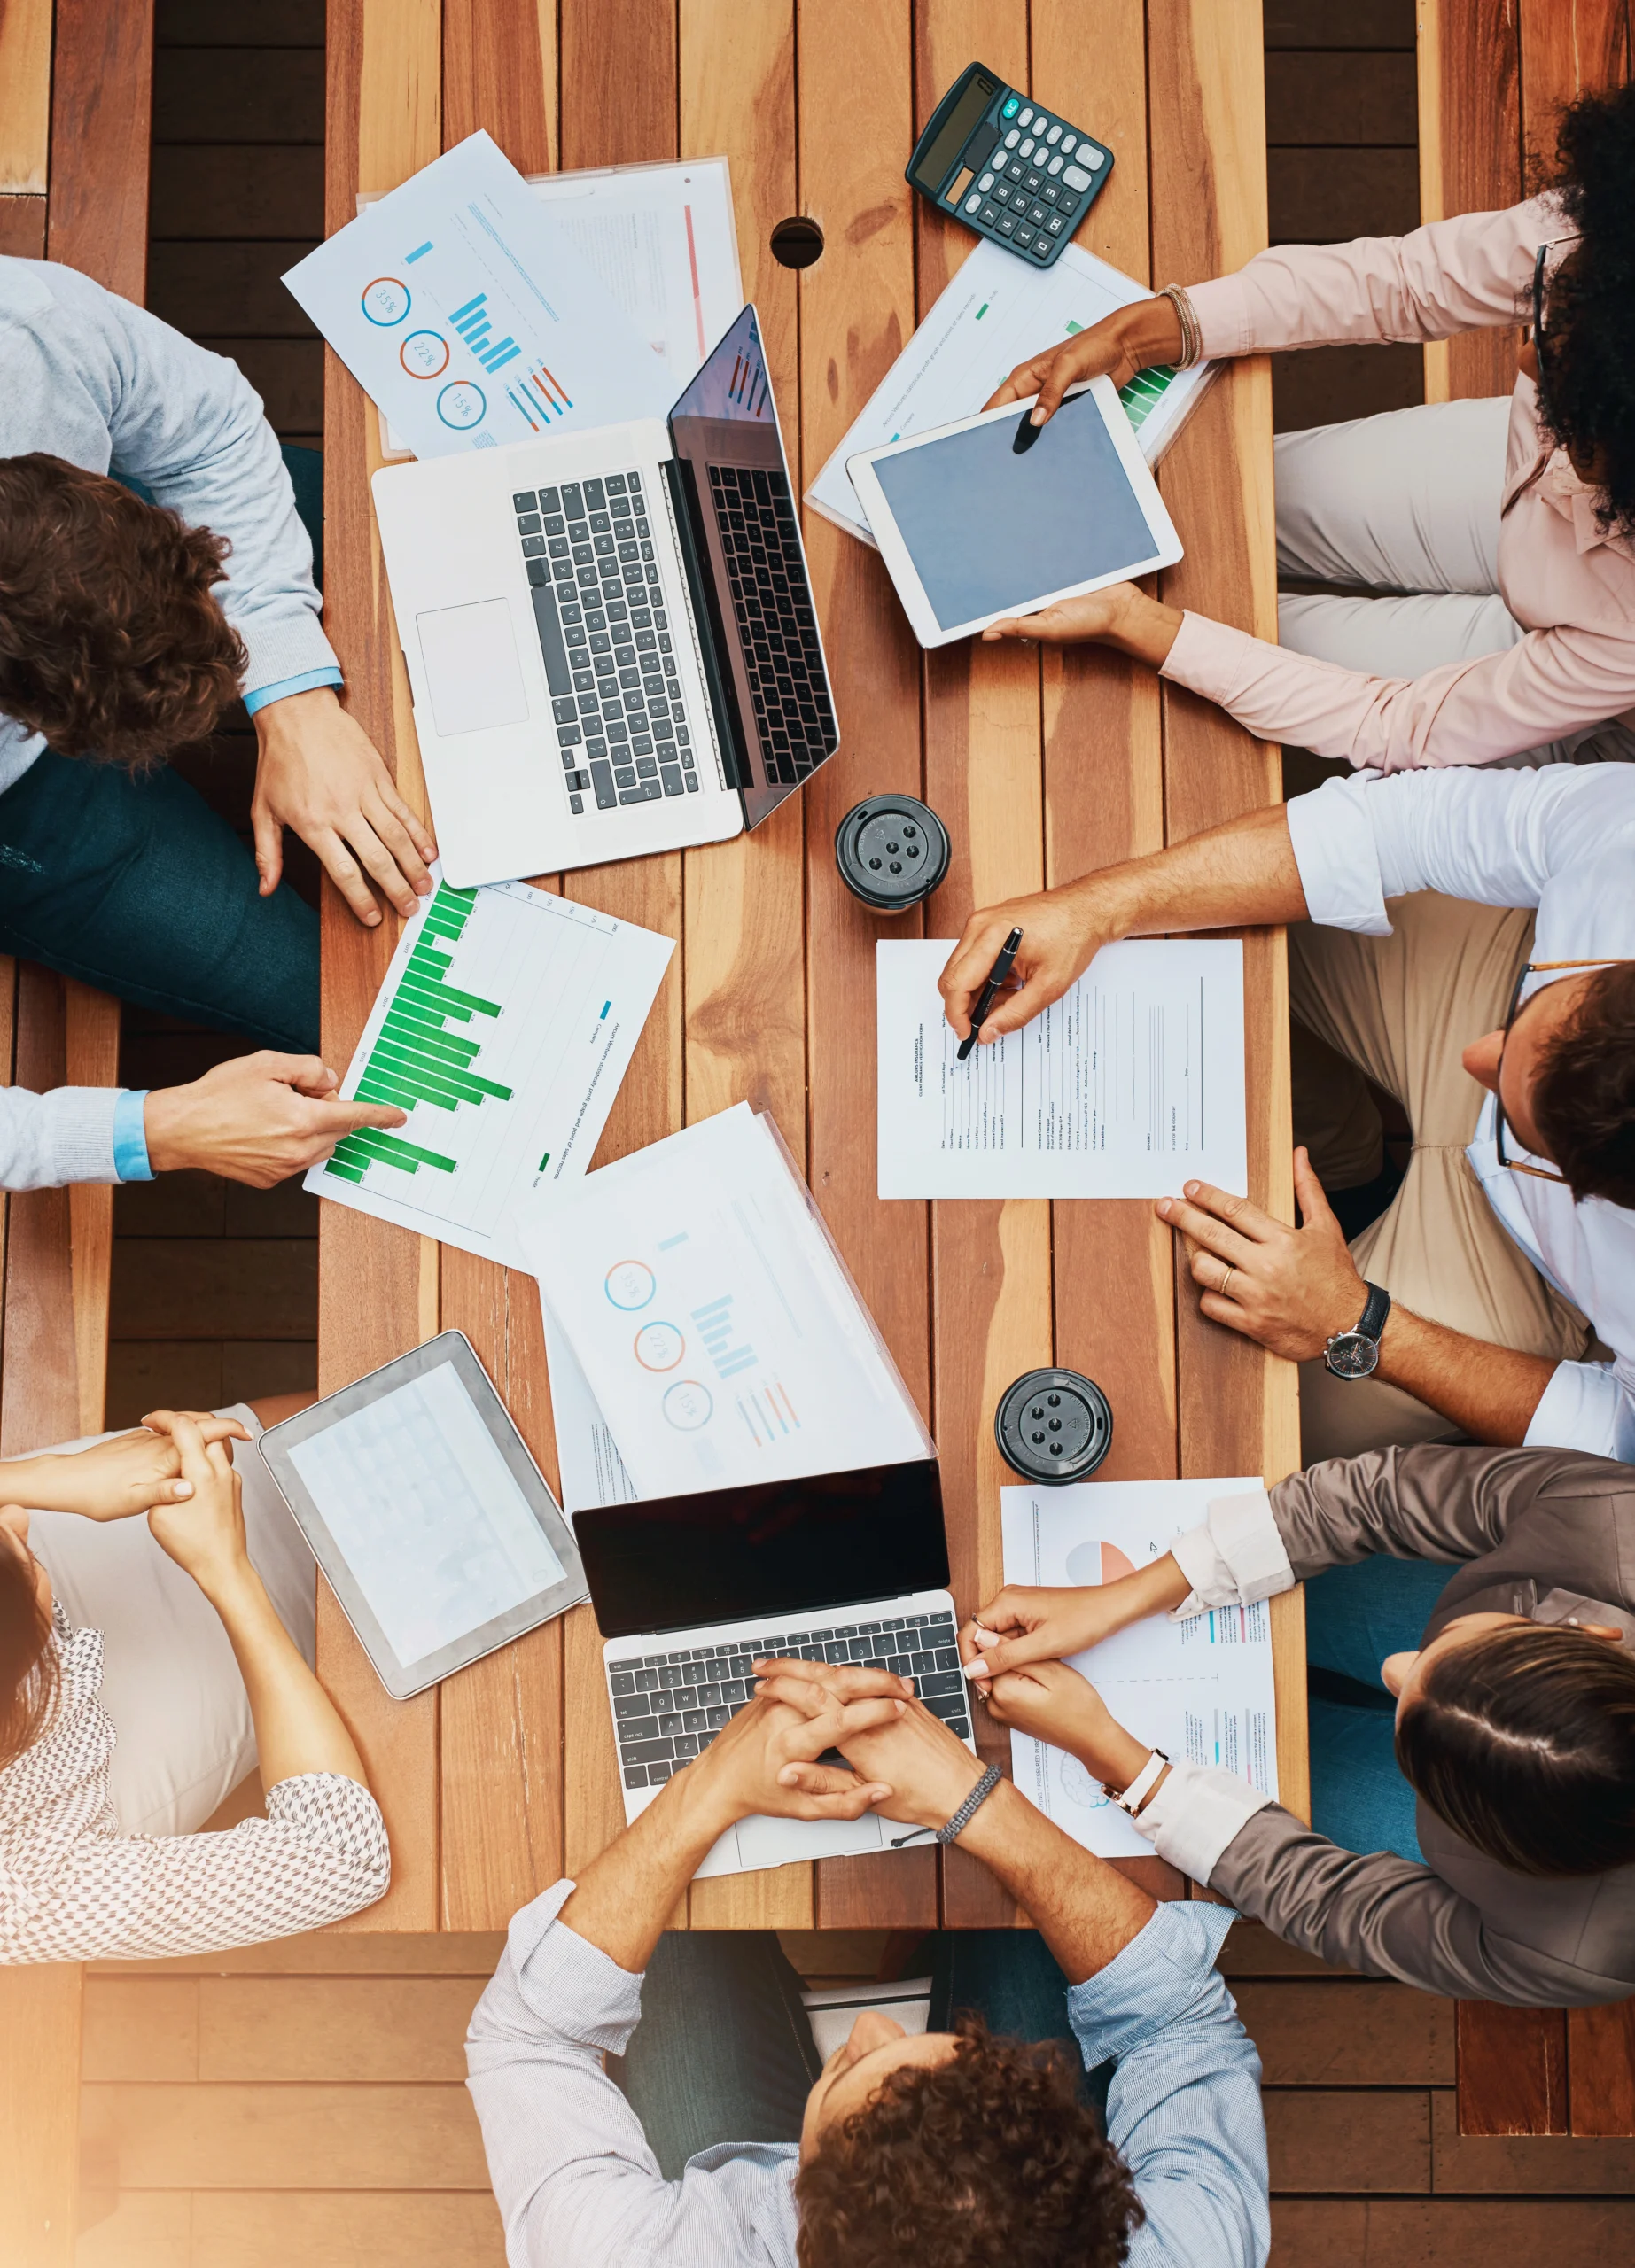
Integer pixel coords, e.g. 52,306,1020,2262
318,0,1306,1934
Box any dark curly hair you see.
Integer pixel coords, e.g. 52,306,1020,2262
795,2016,1141,2268
1538,84,1635,534
1396,1621,1635,1876
1532,961,1635,1207
0,1531,58,1772
0,453,246,765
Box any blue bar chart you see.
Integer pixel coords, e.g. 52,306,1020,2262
690,1293,758,1380
450,290,521,373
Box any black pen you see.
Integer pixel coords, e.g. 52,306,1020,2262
957,926,1024,1061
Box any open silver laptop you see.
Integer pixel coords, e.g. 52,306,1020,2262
371,306,838,887
575,1459,976,1878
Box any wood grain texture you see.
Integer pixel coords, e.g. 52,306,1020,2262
1237,1978,1455,2085
90,1930,507,1977
1457,2000,1568,2134
443,0,555,173
1271,2199,1635,2259
78,2081,489,2189
1416,0,1523,401
318,0,443,1929
0,0,51,194
46,0,155,295
1569,2000,1635,2138
0,190,45,254
796,0,938,1932
77,2190,506,2268
2,967,82,1454
66,983,119,1433
1432,2087,1635,2187
1518,0,1629,156
0,1965,82,2268
1264,2086,1431,2192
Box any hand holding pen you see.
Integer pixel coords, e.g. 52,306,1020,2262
956,927,1024,1061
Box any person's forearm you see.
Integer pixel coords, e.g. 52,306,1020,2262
956,1781,1156,1984
558,1771,732,1972
202,1562,369,1787
1094,1553,1193,1631
1071,803,1307,944
1373,1307,1555,1447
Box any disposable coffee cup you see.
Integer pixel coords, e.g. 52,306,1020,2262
994,1369,1113,1485
834,794,950,911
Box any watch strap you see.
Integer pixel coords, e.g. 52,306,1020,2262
1357,1281,1391,1342
1109,1747,1169,1816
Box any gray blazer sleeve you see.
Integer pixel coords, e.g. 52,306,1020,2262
1269,1443,1578,1578
0,1085,121,1189
1210,1804,1620,2005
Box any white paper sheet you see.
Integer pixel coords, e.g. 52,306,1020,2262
876,938,1247,1200
1001,1478,1275,1858
305,870,673,1271
806,237,1214,546
284,129,672,460
541,1301,637,1518
523,1105,932,1499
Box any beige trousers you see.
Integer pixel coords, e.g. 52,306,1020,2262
1289,893,1595,1464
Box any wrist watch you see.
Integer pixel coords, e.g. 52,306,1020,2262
1109,1747,1169,1816
1323,1282,1391,1379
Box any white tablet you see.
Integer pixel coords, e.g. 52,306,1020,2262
847,377,1182,649
257,1331,586,1699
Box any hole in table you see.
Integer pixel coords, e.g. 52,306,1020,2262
770,215,825,269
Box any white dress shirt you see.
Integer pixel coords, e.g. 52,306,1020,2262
1287,764,1635,1457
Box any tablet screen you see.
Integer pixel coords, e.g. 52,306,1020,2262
287,1360,567,1666
868,390,1160,631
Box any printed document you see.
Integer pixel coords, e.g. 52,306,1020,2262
541,1302,637,1517
305,871,673,1271
523,1104,932,1498
807,237,1214,546
1001,1478,1276,1860
876,938,1246,1200
284,129,672,459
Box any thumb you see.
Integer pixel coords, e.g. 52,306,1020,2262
1032,347,1077,424
251,795,284,900
962,1627,1051,1681
969,970,1047,1044
1292,1145,1342,1236
317,1099,409,1135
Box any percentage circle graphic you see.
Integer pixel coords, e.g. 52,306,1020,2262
400,329,449,378
634,1321,685,1371
361,276,410,325
604,1260,656,1311
436,378,487,431
662,1380,714,1431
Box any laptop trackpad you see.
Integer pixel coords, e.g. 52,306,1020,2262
417,598,531,737
736,1811,884,1867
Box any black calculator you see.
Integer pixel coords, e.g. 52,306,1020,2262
907,61,1113,268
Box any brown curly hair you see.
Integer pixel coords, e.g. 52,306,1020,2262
1532,961,1635,1208
795,2016,1141,2268
0,453,246,765
0,1531,58,1771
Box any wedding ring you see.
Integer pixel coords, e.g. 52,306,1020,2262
1218,1262,1236,1296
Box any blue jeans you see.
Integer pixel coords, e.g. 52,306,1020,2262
0,444,323,1053
1304,1554,1454,1864
611,1929,1107,2180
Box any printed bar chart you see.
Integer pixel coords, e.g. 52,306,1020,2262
691,1293,758,1380
448,289,521,374
327,882,512,1184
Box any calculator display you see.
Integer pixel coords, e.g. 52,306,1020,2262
869,392,1160,633
910,71,999,192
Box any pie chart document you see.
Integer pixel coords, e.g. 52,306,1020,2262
525,1103,933,1502
1000,1477,1276,1859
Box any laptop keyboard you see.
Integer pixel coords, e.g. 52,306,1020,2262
611,1607,969,1789
514,470,702,815
707,464,837,787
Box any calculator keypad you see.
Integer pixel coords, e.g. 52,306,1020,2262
933,84,1110,267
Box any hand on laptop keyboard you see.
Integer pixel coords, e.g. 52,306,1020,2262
751,1656,993,1836
651,1684,905,1835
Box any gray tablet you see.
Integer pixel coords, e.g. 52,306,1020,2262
258,1331,586,1699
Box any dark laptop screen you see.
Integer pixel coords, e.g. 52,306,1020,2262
575,1459,947,1639
667,306,838,830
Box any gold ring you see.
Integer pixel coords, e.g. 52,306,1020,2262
1218,1262,1236,1296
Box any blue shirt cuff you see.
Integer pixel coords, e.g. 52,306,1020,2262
243,664,344,717
112,1089,154,1182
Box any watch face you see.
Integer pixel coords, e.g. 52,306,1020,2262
1325,1330,1381,1379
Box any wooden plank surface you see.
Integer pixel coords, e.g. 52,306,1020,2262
0,0,52,196
0,1966,82,2268
1569,2001,1635,2139
1416,0,1522,402
1458,2000,1569,2136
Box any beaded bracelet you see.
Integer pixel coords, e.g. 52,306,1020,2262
1155,283,1203,369
890,1762,1004,1849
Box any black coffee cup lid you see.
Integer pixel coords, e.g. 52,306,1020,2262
834,795,950,910
994,1369,1114,1485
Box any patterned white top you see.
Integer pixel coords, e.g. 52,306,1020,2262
1,1604,390,1963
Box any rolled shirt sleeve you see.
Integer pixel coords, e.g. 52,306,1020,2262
1170,1488,1294,1619
0,1084,125,1190
242,665,345,718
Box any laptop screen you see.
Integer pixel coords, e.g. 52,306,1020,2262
575,1459,948,1639
667,306,839,829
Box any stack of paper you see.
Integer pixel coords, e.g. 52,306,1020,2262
1001,1479,1277,1859
806,237,1215,548
524,1103,932,1509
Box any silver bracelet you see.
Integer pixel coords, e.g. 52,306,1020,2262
1155,283,1203,369
891,1762,1004,1849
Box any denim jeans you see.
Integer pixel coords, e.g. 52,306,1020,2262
1304,1553,1454,1864
611,1927,1108,2180
0,444,323,1053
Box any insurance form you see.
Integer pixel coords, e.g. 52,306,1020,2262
1001,1478,1275,1860
876,938,1246,1199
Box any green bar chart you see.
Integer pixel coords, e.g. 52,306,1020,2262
326,882,513,1186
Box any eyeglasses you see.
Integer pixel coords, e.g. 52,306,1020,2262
1530,243,1553,426
1493,957,1631,1183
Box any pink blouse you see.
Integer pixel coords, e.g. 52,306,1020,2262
1161,198,1635,771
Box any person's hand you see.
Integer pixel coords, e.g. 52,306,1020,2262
15,1413,250,1521
959,1584,1132,1699
682,1683,904,1831
751,1659,985,1835
144,1052,409,1186
983,296,1186,426
1156,1146,1369,1362
252,685,437,926
938,877,1112,1044
138,1411,255,1599
979,584,1184,667
980,1659,1152,1791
